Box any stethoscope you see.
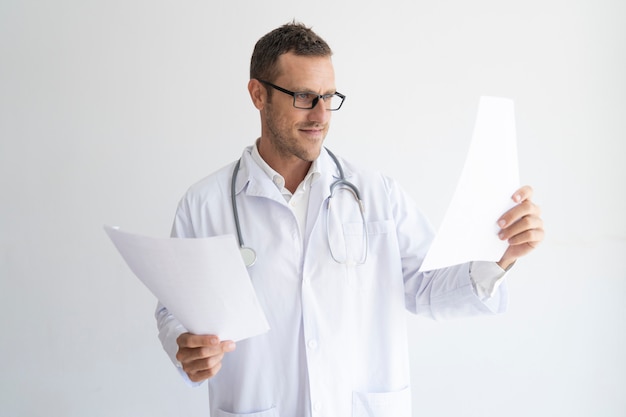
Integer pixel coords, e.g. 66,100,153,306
231,148,367,267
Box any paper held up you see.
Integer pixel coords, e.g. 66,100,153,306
419,96,520,272
104,225,270,341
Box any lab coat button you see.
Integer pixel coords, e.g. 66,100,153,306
307,339,318,349
313,401,322,412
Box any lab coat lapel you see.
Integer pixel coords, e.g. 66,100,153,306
235,148,288,205
305,149,342,242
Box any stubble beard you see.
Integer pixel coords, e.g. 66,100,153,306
265,104,327,163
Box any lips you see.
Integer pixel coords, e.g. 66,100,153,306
299,124,326,134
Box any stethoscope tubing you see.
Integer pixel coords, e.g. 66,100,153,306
231,147,366,267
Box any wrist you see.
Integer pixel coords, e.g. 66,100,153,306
497,258,516,271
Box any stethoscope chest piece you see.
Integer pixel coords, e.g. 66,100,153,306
240,246,257,268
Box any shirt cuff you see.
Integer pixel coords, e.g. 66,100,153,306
469,261,510,301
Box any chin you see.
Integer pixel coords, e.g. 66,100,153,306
305,142,325,161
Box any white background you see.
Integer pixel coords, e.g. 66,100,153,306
1,1,624,416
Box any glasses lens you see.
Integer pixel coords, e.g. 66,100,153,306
325,94,344,111
293,93,316,109
293,93,344,110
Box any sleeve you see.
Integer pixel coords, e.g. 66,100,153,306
387,177,509,319
407,263,508,320
470,261,507,299
155,302,203,387
155,301,186,367
154,194,204,386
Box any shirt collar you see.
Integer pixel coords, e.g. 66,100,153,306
251,140,321,194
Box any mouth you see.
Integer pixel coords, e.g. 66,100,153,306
299,124,326,137
300,128,323,134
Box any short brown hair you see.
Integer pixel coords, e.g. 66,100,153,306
250,21,333,82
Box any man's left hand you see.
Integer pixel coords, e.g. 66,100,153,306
496,185,544,270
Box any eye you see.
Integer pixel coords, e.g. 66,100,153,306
294,92,315,102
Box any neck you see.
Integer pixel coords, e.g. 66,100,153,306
257,139,312,194
281,163,311,193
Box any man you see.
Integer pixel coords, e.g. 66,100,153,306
156,22,544,417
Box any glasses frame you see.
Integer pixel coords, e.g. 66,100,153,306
257,79,346,111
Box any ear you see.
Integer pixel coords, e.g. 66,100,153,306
248,79,266,110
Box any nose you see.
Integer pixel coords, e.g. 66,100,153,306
307,97,331,123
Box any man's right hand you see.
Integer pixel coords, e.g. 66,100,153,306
175,333,236,382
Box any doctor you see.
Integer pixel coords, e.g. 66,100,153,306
156,22,544,417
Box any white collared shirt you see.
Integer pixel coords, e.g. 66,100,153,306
250,142,320,241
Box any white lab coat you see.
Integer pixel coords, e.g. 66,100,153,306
156,146,507,417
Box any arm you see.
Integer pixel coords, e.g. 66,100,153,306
392,179,540,318
385,175,508,318
441,185,544,314
440,185,544,311
155,190,236,384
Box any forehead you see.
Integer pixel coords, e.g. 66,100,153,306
274,52,335,90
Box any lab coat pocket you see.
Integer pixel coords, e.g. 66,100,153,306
344,220,394,290
215,406,279,417
352,386,411,417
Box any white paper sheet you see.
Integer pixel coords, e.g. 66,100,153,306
419,96,520,272
104,225,270,341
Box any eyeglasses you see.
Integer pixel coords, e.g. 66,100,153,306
257,79,346,111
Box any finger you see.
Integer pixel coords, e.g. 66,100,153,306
176,339,236,364
177,346,219,363
499,213,543,239
183,351,225,373
177,333,220,349
176,336,221,365
512,185,533,203
182,343,236,382
221,340,237,353
188,361,223,382
505,227,545,247
498,200,541,229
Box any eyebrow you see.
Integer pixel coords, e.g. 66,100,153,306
294,86,337,95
